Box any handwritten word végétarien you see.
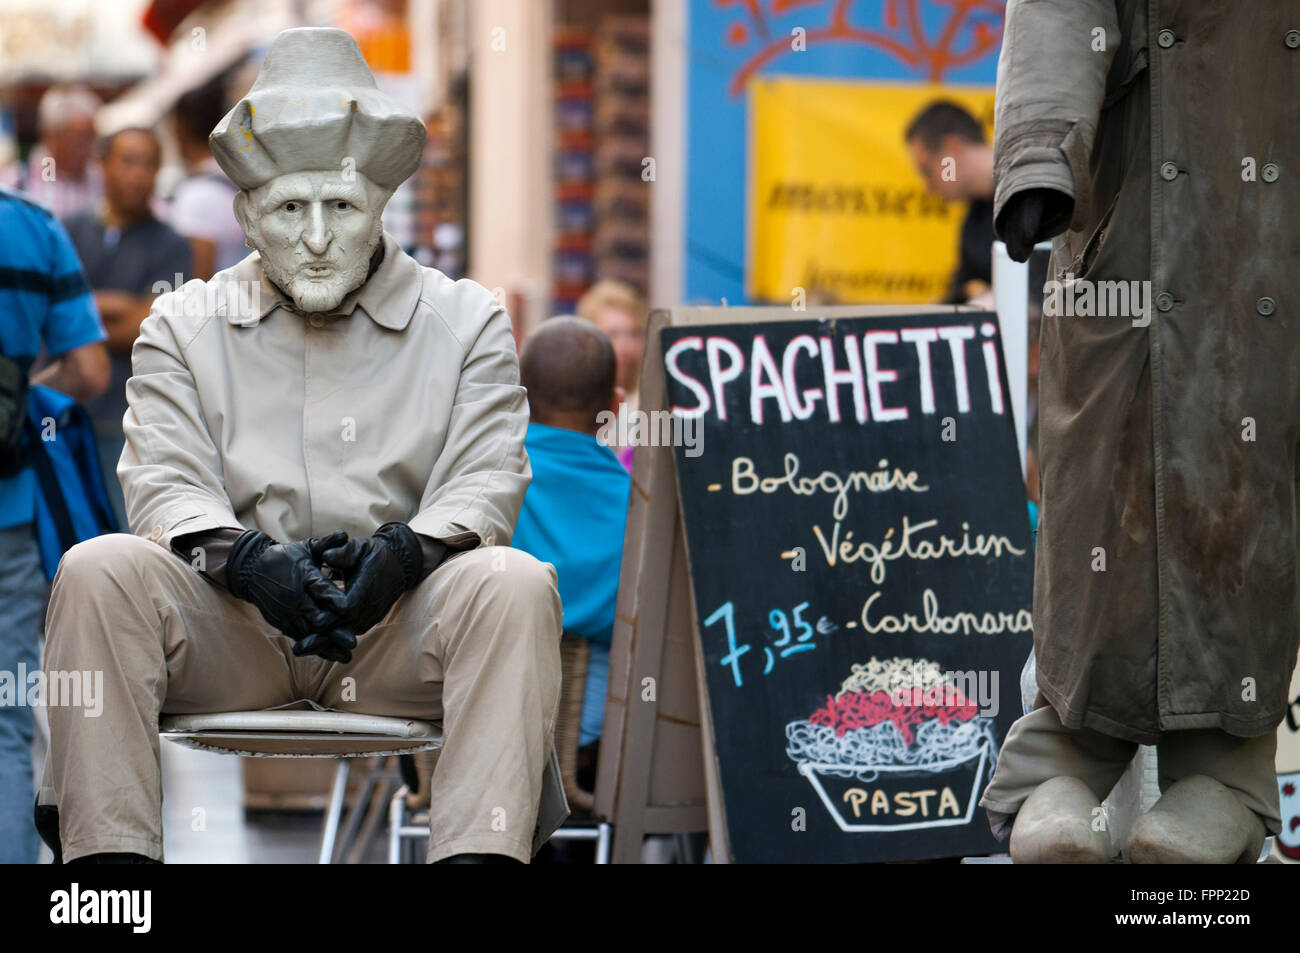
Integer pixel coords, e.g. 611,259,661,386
813,515,1026,584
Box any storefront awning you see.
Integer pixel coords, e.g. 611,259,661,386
95,0,303,135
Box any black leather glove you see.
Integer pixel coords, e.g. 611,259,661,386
996,188,1073,262
227,529,358,663
318,522,424,636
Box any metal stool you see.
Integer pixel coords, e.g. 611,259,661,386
160,708,442,863
386,767,609,863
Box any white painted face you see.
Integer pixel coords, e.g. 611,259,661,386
238,170,389,314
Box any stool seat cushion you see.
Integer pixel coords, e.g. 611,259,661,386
159,709,443,758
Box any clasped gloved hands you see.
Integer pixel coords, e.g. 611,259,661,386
228,523,424,663
308,522,424,643
227,529,358,663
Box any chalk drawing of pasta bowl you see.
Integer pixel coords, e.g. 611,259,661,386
786,657,999,833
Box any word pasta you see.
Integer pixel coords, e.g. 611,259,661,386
842,786,963,819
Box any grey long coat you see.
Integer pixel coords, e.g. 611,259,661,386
995,0,1300,742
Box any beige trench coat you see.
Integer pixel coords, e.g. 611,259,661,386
995,0,1300,742
118,232,568,849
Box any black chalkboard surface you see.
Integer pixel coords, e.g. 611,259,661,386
660,312,1033,863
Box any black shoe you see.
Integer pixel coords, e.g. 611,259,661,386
33,802,160,864
66,853,160,865
434,852,522,864
34,802,62,864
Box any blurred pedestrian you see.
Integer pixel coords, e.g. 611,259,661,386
512,316,630,803
0,186,107,864
576,279,647,471
20,85,103,220
62,128,191,529
905,100,996,305
170,77,245,279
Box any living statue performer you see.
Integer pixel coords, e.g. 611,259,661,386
979,0,1300,862
35,27,567,864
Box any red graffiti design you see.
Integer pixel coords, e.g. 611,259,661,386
717,0,1006,94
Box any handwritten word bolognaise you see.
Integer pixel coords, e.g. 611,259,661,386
731,454,928,520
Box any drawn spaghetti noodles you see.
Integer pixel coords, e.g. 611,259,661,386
835,656,947,699
785,716,998,783
786,654,999,782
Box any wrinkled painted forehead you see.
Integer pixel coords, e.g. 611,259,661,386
254,171,372,203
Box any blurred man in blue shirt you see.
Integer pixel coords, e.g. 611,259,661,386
0,186,107,862
512,317,631,781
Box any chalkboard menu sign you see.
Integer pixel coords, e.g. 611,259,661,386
661,312,1033,863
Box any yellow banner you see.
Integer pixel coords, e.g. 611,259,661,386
748,77,994,305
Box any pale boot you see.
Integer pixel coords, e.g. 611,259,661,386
1127,775,1265,864
1009,776,1112,863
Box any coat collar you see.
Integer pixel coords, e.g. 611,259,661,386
225,232,422,331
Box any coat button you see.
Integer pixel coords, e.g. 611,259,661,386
149,525,163,540
1156,292,1174,312
309,314,325,328
1157,29,1176,48
1286,30,1300,48
1160,161,1179,180
1257,296,1276,316
1262,162,1279,182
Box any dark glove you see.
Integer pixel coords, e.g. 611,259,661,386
318,522,424,636
227,529,358,663
996,188,1073,262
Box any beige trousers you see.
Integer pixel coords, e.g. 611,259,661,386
37,532,562,863
979,694,1282,842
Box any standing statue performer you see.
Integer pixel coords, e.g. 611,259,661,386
35,27,567,864
979,1,1300,862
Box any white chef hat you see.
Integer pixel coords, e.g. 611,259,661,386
209,27,425,192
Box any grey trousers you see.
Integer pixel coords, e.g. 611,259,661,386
37,532,562,863
979,694,1281,841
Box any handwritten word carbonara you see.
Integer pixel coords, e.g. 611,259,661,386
861,588,1033,636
